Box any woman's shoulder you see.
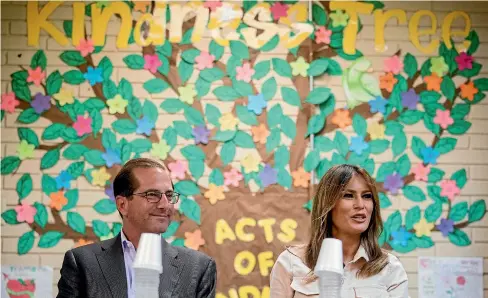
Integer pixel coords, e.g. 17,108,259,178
383,251,408,275
275,244,311,272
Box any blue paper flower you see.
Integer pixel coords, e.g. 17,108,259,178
247,93,267,115
349,136,369,155
102,148,122,167
136,116,155,136
391,227,412,247
55,170,73,190
421,146,440,165
258,164,278,187
84,66,103,86
369,96,388,114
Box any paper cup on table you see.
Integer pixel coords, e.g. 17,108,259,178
314,238,344,276
133,233,163,274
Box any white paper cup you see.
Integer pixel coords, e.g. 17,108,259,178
133,233,163,274
314,238,344,276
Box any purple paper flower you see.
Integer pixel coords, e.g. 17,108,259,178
84,66,103,86
102,148,122,167
259,164,278,187
369,96,388,114
421,147,440,165
55,170,72,190
384,173,404,195
105,183,115,201
31,92,51,114
136,116,154,136
391,227,412,247
401,88,419,110
247,93,267,115
436,218,454,237
192,125,210,145
349,136,369,155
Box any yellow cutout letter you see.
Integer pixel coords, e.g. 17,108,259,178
208,2,242,46
27,1,68,47
239,286,261,298
330,1,374,55
168,2,209,44
236,218,256,242
215,219,236,244
241,3,279,49
92,2,132,48
258,218,276,243
134,14,155,47
258,251,274,277
277,219,297,243
442,11,471,50
374,9,407,52
72,2,85,46
409,10,439,54
234,251,256,276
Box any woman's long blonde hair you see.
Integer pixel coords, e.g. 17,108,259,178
305,164,388,278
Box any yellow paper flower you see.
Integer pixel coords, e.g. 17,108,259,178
290,56,310,77
367,123,386,140
150,140,170,160
54,88,74,106
178,85,197,105
204,183,225,205
92,167,111,187
184,229,205,250
413,218,435,237
219,113,239,131
107,94,129,114
241,153,261,174
330,10,349,27
17,140,35,160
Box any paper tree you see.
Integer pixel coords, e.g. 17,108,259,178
1,1,487,259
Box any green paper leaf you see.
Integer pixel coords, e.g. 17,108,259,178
323,58,342,75
314,136,335,152
281,87,301,108
272,58,292,78
18,231,35,255
98,56,113,80
267,104,283,129
459,62,481,78
420,59,432,78
405,206,421,230
379,192,391,209
308,58,328,76
163,127,177,149
226,56,242,77
209,40,224,60
161,98,185,114
66,161,84,179
67,211,86,235
375,162,395,182
399,110,424,125
425,203,442,223
181,145,205,160
84,150,105,166
123,54,145,69
449,201,468,221
427,185,448,204
112,119,137,134
451,169,467,188
230,40,249,60
420,91,441,105
316,159,331,179
94,199,117,214
63,70,85,84
42,123,66,141
143,78,169,94
188,160,204,180
220,141,236,165
173,121,193,139
253,60,270,80
441,76,455,101
266,128,281,153
396,154,411,177
46,70,62,95
337,48,363,61
213,86,240,101
205,104,222,127
333,131,348,156
2,209,19,225
304,150,320,172
403,53,418,79
392,133,407,158
180,28,194,45
281,115,296,140
468,200,486,223
312,3,327,25
175,180,200,196
84,98,105,112
179,197,201,224
369,140,390,154
412,236,434,248
38,231,64,248
18,128,39,148
277,168,292,189
1,156,21,175
178,61,194,84
262,77,277,101
411,136,426,160
93,220,111,238
33,202,47,228
200,67,225,83
162,221,180,239
41,174,57,196
31,49,47,70
260,35,279,52
181,48,201,64
236,105,257,126
102,80,117,99
40,148,60,170
195,78,210,99
403,185,426,202
435,137,457,154
17,109,40,124
118,78,133,100
428,168,445,183
447,120,471,135
448,229,471,246
62,189,79,211
184,106,205,126
451,104,470,120
305,87,331,104
473,78,488,92
233,131,254,148
213,130,236,142
467,30,479,55
209,169,224,186
60,50,85,66
142,100,158,123
233,80,253,97
306,113,326,136
274,146,290,169
131,139,152,154
386,211,402,232
352,114,366,137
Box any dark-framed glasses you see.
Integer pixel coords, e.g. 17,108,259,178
131,190,180,204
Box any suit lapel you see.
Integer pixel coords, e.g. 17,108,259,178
96,234,128,298
159,239,184,298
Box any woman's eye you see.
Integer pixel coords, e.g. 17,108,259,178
363,193,373,199
343,193,354,198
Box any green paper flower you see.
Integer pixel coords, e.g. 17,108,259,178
330,10,349,27
290,57,310,77
430,56,449,77
17,140,35,160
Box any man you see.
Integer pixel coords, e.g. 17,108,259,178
57,158,217,298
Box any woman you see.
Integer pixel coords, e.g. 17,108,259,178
270,164,408,297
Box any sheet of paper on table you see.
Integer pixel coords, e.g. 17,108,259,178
418,257,483,298
2,266,53,298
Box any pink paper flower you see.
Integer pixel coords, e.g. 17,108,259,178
27,67,46,86
235,62,255,83
144,54,162,74
195,51,215,71
224,168,243,187
76,38,95,57
203,0,222,11
1,92,20,113
270,2,288,20
315,26,332,44
412,163,430,182
15,202,37,224
455,52,473,71
433,110,454,129
384,55,404,75
168,160,188,180
73,115,93,137
440,179,460,201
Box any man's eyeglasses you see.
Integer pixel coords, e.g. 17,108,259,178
131,190,180,204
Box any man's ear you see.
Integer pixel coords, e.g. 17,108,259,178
116,195,129,217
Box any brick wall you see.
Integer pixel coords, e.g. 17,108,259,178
1,1,488,297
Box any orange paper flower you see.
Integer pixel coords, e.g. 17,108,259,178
184,229,205,250
331,109,352,129
133,1,150,12
251,124,270,144
379,72,398,92
49,191,68,211
292,167,311,188
424,73,443,91
74,239,94,248
460,81,479,101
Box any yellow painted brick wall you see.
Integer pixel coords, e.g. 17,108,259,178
1,1,488,297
